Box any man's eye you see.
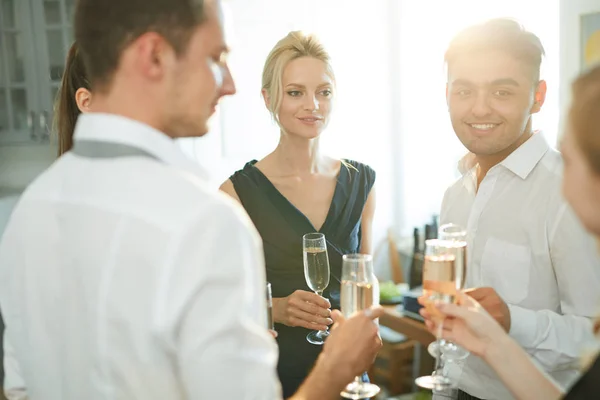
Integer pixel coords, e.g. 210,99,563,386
493,90,511,97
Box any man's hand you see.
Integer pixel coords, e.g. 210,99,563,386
291,306,384,400
322,307,384,382
465,287,511,332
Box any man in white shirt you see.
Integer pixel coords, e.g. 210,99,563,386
424,18,600,400
0,0,383,399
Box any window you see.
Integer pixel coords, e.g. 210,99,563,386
179,0,560,243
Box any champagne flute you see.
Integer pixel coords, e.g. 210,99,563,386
340,254,381,399
303,233,331,345
436,223,469,361
415,239,458,391
266,282,274,331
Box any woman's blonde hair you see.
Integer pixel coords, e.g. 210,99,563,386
261,31,335,124
570,64,600,175
571,64,600,370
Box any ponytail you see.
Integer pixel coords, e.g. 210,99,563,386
54,42,90,156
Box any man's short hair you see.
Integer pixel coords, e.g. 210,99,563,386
74,0,207,90
445,18,545,82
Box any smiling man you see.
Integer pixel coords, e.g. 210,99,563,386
433,18,600,400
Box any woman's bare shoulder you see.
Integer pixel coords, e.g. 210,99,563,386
219,179,241,203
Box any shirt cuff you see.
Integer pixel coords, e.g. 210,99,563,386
508,304,538,349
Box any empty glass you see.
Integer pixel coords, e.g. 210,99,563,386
266,282,274,330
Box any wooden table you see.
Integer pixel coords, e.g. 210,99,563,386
380,305,436,346
378,305,437,388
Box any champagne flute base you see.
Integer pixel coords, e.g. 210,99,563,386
306,329,329,345
429,341,470,362
428,341,440,358
340,381,380,399
415,374,455,391
441,342,470,361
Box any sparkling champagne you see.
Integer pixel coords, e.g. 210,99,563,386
422,254,456,320
449,242,467,290
340,280,375,318
303,247,330,293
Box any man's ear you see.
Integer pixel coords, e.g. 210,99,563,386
75,88,93,113
531,80,547,114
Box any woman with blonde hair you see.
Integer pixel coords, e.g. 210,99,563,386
422,64,600,399
220,31,376,397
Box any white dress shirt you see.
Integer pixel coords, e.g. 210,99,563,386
0,113,281,399
440,132,600,400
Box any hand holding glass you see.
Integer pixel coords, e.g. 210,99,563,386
303,233,331,345
415,239,459,391
339,254,381,399
431,223,470,361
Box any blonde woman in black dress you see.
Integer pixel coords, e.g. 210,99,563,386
220,31,376,398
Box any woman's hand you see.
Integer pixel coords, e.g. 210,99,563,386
272,290,333,331
419,291,508,359
421,292,564,400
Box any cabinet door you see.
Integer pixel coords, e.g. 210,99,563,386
0,0,40,144
30,0,74,143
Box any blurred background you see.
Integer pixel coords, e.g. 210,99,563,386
0,0,598,397
2,0,592,252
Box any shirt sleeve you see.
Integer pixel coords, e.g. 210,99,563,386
3,331,28,400
508,202,600,372
155,198,282,400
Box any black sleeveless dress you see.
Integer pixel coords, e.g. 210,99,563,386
563,354,600,399
230,159,376,398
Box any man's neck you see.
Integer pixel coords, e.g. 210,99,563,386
88,80,167,137
475,130,534,188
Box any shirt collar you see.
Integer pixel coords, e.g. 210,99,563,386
458,131,550,180
499,131,549,180
73,113,209,180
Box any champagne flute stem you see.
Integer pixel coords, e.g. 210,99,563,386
434,319,446,375
314,291,328,336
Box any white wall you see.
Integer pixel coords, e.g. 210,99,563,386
387,0,560,237
0,145,56,189
0,1,567,256
184,0,561,248
559,0,600,137
183,0,396,249
0,145,56,236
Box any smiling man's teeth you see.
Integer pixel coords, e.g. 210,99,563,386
471,124,496,130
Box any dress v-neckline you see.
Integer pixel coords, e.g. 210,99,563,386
249,160,345,233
